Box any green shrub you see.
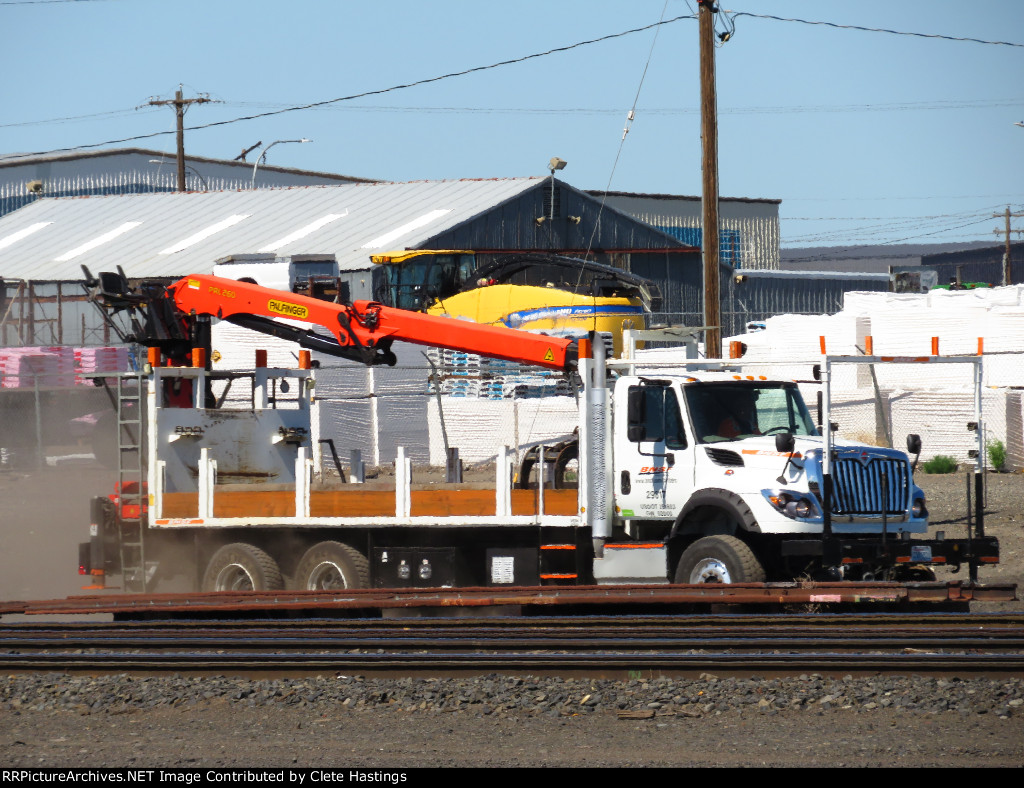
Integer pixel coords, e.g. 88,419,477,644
987,440,1007,471
921,455,958,474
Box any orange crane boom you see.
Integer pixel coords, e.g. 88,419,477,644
85,269,577,372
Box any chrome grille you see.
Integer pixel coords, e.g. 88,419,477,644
830,457,910,515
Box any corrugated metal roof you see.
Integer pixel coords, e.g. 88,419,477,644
740,269,890,282
589,189,781,205
0,177,544,281
0,147,376,182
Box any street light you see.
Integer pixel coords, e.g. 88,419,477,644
149,159,208,190
251,139,312,188
548,157,566,223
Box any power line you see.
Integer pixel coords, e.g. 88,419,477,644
2,13,699,161
0,0,115,5
7,9,1022,161
728,11,1024,49
783,214,997,246
216,97,1024,116
0,107,161,129
5,96,1019,133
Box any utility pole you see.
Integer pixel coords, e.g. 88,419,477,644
993,206,1024,285
148,86,211,191
698,0,722,358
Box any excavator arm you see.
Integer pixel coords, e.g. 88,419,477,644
84,269,577,372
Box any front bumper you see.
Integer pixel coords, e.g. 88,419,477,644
781,535,1000,570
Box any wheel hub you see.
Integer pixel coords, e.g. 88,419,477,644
690,557,731,584
214,563,256,592
306,561,347,590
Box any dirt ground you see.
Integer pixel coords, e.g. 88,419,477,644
3,704,1023,768
0,461,1020,605
1,463,1022,768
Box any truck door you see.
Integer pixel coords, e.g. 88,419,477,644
614,380,693,521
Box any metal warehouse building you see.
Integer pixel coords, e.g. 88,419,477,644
0,148,373,219
591,190,781,271
0,177,710,347
727,269,891,332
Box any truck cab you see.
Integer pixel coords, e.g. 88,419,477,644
610,371,932,583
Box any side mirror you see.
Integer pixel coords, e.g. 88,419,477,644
907,433,922,472
775,432,796,484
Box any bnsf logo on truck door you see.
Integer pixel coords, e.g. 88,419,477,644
268,299,309,319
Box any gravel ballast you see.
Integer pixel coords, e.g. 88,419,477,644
2,467,1023,766
2,672,1024,767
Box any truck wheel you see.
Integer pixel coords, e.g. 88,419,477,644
294,541,369,590
675,535,766,584
202,543,284,592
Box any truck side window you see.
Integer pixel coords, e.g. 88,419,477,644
663,389,687,450
629,385,687,449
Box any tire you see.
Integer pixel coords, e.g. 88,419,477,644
202,543,284,592
294,541,369,591
674,535,766,584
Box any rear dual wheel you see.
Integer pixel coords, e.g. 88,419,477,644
294,541,369,591
202,540,370,592
202,543,283,592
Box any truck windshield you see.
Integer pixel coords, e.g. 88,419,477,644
683,382,818,443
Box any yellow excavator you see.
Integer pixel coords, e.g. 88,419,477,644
369,250,655,354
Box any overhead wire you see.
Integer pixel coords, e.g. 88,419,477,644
783,208,1001,246
584,1,674,257
6,9,1022,159
0,107,162,129
577,0,673,342
725,10,1024,49
211,98,1024,116
0,0,114,5
3,12,698,161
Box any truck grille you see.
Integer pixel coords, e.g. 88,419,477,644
830,457,910,515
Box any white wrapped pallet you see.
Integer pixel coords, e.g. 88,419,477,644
1005,392,1024,472
829,389,885,448
427,396,577,465
887,388,1005,465
316,399,378,470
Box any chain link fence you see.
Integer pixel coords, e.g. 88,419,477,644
311,359,579,474
5,316,1024,475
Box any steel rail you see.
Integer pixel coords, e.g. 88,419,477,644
2,651,1023,674
3,614,1024,675
3,632,1023,651
4,612,1022,629
1,580,1015,618
4,615,1023,647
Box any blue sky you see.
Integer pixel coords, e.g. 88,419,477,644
2,0,1022,248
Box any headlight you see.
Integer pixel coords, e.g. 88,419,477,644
911,497,927,518
763,489,821,520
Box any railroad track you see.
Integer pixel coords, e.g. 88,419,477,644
3,613,1023,676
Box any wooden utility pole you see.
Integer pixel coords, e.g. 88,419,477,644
148,86,211,191
994,206,1024,285
698,0,722,358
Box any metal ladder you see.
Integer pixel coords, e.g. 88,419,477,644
115,373,147,592
539,526,580,585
